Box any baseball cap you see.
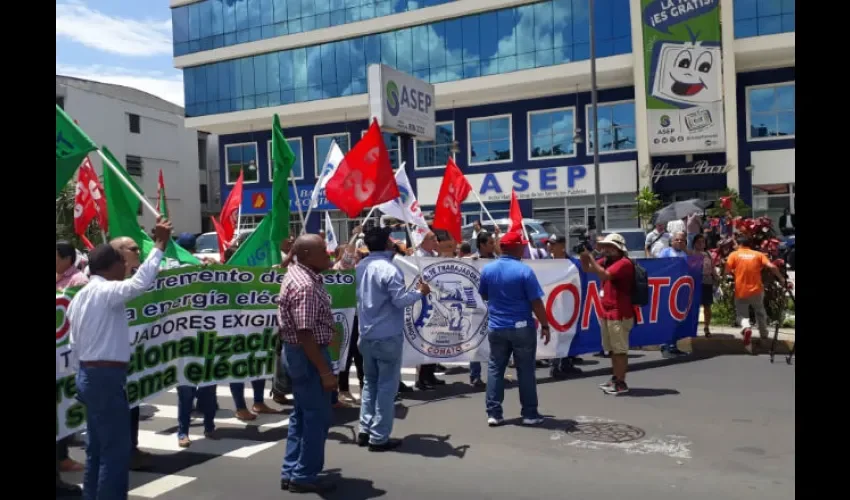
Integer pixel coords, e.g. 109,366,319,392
500,231,528,246
547,234,567,245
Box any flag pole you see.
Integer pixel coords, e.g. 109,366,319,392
469,190,499,228
289,171,306,235
96,149,160,218
399,205,424,278
347,205,378,246
101,230,108,244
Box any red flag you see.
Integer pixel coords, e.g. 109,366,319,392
324,119,399,217
210,215,228,261
219,170,244,247
74,157,109,238
508,189,523,234
432,158,472,242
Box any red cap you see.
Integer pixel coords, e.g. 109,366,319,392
500,231,528,246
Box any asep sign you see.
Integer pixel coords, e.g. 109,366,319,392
368,64,436,142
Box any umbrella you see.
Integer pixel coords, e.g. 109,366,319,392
652,199,712,226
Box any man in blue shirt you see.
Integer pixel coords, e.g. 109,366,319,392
355,227,430,451
656,232,690,357
479,231,551,427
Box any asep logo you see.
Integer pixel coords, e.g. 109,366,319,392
398,184,410,204
386,80,400,116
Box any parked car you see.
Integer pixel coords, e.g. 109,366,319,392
460,218,561,246
192,229,255,263
600,228,647,260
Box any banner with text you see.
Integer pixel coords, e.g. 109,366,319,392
395,256,701,366
642,0,726,155
55,266,356,441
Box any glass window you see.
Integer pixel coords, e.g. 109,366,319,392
415,122,455,169
528,108,575,159
362,130,400,170
753,183,794,228
587,101,636,153
173,0,459,56
734,0,795,39
182,0,633,117
268,138,304,180
747,82,795,140
314,133,351,177
225,143,259,184
468,115,512,164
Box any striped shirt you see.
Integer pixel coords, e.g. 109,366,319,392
278,263,335,345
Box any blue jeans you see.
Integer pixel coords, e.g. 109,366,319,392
470,361,482,382
281,344,332,485
177,385,216,438
485,327,540,420
358,335,404,445
76,365,131,500
229,379,266,410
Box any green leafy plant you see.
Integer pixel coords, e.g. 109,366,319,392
634,186,662,229
707,188,751,218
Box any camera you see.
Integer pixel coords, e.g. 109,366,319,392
570,225,594,255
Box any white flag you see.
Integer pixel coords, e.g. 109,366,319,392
377,165,429,228
325,211,338,253
310,141,345,208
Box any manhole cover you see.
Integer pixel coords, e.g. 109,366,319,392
565,422,646,443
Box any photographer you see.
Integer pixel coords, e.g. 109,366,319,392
578,234,635,396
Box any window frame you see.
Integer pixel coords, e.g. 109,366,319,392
268,137,304,182
745,81,796,142
125,155,143,177
313,132,351,179
584,99,638,155
414,121,456,170
467,114,514,166
224,142,260,186
128,113,141,134
526,106,578,161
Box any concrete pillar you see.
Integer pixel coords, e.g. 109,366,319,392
720,0,740,192
628,0,652,192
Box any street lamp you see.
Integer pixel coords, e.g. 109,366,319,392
588,0,602,232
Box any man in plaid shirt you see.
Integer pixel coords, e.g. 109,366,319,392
278,234,338,494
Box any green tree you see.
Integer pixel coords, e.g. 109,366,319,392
56,180,105,249
634,186,662,229
707,188,751,218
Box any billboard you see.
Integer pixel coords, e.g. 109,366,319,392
642,0,726,155
368,64,436,141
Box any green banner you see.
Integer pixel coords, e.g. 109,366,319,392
55,265,356,441
642,0,726,155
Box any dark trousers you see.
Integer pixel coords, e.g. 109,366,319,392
418,364,437,384
338,317,364,392
130,406,140,450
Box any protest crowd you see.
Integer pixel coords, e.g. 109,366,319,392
56,108,792,498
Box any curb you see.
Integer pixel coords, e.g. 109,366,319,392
635,335,795,355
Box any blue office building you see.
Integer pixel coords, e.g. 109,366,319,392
171,0,795,239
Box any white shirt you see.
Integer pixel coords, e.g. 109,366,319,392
69,249,163,363
645,229,670,257
666,220,686,234
415,248,438,257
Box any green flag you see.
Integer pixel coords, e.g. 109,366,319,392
229,114,295,267
56,105,97,197
101,146,199,266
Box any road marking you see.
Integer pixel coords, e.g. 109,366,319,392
142,404,290,428
137,430,279,457
129,475,197,498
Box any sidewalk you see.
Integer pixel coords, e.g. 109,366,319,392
680,323,795,355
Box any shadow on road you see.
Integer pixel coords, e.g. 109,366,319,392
503,417,578,432
396,433,469,459
317,469,387,500
623,387,680,397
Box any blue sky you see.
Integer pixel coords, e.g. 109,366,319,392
56,0,184,106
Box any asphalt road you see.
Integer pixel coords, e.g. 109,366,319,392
62,352,795,500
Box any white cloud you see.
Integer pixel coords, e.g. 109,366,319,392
56,0,173,57
56,64,185,107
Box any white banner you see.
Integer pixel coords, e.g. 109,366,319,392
393,257,582,366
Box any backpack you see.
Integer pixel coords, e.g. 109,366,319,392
630,259,650,306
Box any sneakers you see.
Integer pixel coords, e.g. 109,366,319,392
742,326,754,354
599,376,616,390
522,416,545,426
487,417,504,427
603,380,629,396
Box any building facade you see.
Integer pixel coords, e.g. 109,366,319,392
171,0,795,240
57,75,208,235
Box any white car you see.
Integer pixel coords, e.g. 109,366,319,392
193,229,254,263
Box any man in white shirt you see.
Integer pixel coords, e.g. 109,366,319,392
412,231,444,389
644,224,671,258
69,217,171,500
